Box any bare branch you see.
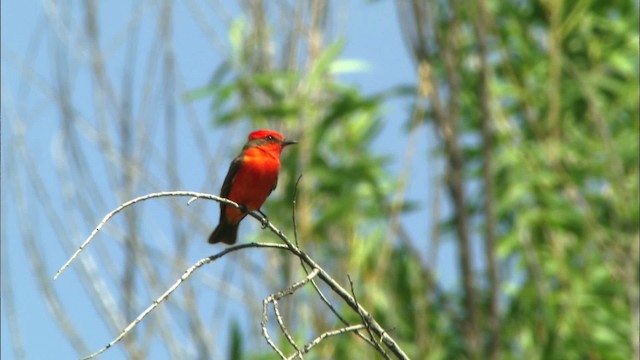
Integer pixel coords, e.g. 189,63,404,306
82,241,291,360
292,324,366,359
348,274,391,360
262,268,320,359
273,300,301,357
268,226,411,359
291,175,386,351
58,190,409,359
54,191,244,280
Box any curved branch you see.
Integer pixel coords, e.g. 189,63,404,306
262,268,320,359
55,191,410,360
83,242,291,360
54,191,243,280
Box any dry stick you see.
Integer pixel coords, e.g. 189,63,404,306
265,222,410,360
291,176,379,351
58,191,409,359
82,242,291,360
292,176,342,310
272,301,301,358
242,193,409,359
291,176,345,318
261,313,286,360
262,268,320,359
347,274,391,360
291,175,303,248
54,191,235,280
292,324,366,359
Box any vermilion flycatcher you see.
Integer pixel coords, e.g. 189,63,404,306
208,129,297,245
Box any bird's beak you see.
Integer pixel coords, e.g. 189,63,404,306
282,139,298,147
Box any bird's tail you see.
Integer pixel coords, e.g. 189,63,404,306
208,220,239,245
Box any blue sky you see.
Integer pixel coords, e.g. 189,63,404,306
2,1,460,359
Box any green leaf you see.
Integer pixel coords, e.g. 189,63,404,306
229,18,246,63
329,59,370,74
307,39,346,86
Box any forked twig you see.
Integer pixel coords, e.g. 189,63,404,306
348,274,391,360
292,324,366,359
56,191,409,359
54,191,242,280
262,268,320,359
267,225,409,359
291,176,378,350
82,242,290,360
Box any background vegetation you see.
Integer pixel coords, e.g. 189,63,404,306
3,1,637,359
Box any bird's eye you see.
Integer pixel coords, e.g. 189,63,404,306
266,135,275,140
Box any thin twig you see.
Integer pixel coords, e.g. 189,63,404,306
261,301,287,360
60,191,409,360
265,222,410,359
83,242,291,360
348,274,391,360
291,324,366,359
262,268,320,359
54,191,243,280
272,300,301,357
291,175,378,350
292,174,303,248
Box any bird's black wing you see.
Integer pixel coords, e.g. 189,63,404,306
272,174,278,193
218,155,243,218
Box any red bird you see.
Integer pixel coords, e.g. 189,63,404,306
208,129,297,245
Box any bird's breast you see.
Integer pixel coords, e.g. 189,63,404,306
226,150,281,211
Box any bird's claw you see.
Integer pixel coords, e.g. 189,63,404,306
257,209,269,228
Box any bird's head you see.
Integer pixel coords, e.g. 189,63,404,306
246,129,298,153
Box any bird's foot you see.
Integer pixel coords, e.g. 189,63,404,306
257,209,269,228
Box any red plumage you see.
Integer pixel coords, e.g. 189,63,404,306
208,130,297,245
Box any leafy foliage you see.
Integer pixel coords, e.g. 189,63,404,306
193,1,638,358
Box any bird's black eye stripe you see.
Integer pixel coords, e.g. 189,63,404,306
266,135,275,140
